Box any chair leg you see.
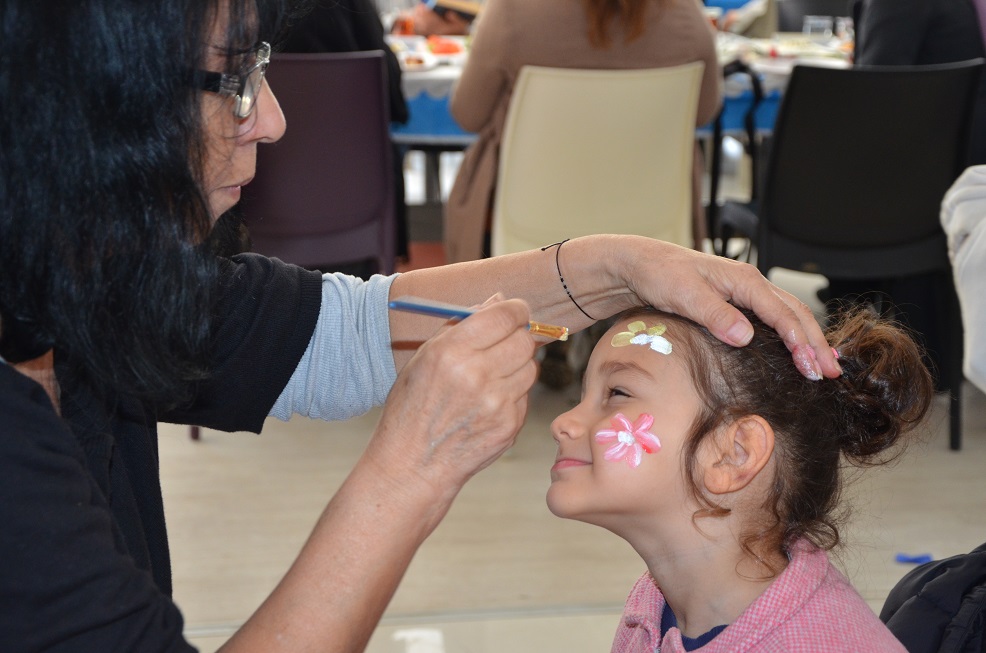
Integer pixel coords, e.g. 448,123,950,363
947,332,964,451
950,388,962,451
946,281,964,451
424,150,442,204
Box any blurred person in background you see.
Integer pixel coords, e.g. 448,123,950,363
855,0,986,165
391,0,481,35
444,0,723,265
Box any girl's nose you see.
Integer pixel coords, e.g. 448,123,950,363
550,407,586,443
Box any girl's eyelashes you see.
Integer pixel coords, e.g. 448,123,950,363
607,386,631,400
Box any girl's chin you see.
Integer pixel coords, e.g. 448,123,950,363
545,488,579,520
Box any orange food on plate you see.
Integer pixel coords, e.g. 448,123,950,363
427,35,462,55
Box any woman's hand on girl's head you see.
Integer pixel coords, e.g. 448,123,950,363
366,296,538,509
611,237,842,381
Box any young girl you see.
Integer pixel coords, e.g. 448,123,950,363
548,306,934,652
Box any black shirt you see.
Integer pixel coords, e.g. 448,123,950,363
0,255,322,650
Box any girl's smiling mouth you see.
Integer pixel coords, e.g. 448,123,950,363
551,458,591,472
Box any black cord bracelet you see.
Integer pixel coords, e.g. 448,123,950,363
540,239,596,321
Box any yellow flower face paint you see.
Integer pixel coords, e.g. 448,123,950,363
611,321,672,355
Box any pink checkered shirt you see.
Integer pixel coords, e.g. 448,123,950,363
611,540,906,652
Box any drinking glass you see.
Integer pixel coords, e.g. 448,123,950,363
803,15,834,43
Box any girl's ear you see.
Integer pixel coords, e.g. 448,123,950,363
701,416,774,495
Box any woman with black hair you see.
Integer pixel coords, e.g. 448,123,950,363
0,0,840,650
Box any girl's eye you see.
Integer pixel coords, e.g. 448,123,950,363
607,387,630,399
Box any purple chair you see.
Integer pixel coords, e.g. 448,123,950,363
240,50,396,275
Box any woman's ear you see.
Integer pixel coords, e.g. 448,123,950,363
702,416,774,495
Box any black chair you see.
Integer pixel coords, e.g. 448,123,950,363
706,59,765,259
241,51,396,276
776,0,854,32
718,60,984,450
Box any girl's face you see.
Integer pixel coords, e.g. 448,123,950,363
547,318,704,532
199,7,286,221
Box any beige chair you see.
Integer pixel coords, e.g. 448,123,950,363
490,61,705,258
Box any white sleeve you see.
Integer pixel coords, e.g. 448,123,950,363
941,166,986,393
269,272,399,422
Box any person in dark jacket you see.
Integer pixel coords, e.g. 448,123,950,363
855,0,986,166
881,542,986,652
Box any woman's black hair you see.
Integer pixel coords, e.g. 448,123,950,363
0,0,297,406
618,305,934,567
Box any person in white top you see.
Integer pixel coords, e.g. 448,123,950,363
940,165,986,393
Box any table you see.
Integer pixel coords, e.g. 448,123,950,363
390,33,850,147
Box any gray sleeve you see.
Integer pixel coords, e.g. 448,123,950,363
269,272,399,422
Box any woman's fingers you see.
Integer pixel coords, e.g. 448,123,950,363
629,242,841,379
700,259,840,379
372,297,538,489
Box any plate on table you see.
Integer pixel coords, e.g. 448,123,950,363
387,35,426,54
398,50,438,72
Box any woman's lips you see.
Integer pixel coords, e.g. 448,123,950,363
225,176,253,196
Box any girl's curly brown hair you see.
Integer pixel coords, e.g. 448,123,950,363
618,305,934,572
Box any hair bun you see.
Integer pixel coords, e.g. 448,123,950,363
827,309,933,463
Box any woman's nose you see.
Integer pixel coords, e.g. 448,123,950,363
248,79,286,144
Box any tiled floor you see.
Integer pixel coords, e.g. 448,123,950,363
161,149,986,652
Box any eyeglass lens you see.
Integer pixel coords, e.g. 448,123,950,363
236,65,265,118
234,43,270,120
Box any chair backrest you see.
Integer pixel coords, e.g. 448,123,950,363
240,51,396,274
490,62,704,257
776,0,854,32
756,60,984,279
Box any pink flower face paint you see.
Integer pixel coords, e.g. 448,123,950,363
595,413,662,468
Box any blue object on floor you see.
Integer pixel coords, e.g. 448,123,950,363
896,553,934,565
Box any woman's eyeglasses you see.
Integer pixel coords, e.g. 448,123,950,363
196,41,270,120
